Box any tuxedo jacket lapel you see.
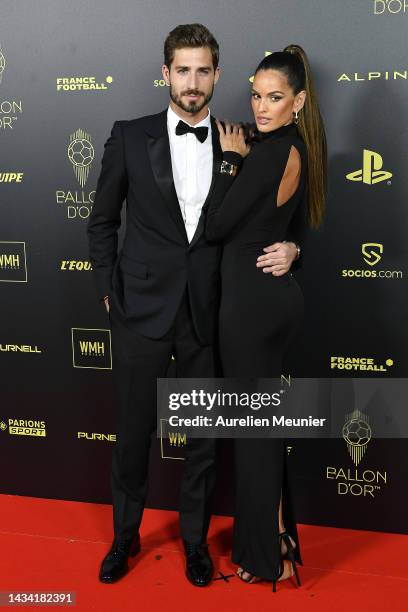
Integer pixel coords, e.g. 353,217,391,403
146,110,222,249
146,111,188,243
189,115,223,249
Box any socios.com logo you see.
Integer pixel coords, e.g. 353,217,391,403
361,243,383,266
346,149,392,185
341,242,403,280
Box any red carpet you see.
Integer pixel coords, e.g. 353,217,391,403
1,494,407,611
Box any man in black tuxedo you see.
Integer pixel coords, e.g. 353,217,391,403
87,23,300,587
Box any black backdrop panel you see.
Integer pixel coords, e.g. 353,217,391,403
1,1,407,534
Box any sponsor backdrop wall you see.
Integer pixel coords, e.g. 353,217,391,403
1,1,407,534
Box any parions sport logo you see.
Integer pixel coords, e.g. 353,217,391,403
341,243,403,280
55,129,96,220
0,45,24,130
0,418,46,437
0,241,27,282
326,409,387,498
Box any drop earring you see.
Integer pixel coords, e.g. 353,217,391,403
293,110,299,125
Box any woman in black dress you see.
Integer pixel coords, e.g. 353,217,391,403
205,45,327,591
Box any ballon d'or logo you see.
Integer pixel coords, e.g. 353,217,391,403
342,409,371,466
0,46,6,84
68,129,94,187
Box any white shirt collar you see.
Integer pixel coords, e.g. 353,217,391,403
167,105,211,133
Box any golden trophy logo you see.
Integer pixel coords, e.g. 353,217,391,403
342,409,371,466
362,243,383,266
0,45,5,84
0,421,7,432
346,149,392,184
326,409,386,497
67,129,94,188
56,131,96,220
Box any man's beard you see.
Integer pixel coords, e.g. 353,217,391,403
169,84,214,114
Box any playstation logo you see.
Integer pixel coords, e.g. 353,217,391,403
361,242,383,266
346,149,392,184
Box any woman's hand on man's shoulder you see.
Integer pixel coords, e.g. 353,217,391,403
216,119,251,158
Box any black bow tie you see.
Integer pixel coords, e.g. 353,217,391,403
175,120,209,143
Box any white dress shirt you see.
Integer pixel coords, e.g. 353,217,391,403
167,105,213,242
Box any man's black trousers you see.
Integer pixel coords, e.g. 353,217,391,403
109,289,217,544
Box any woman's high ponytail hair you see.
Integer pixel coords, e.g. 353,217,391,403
254,44,327,229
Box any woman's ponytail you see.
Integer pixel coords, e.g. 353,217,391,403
283,44,327,229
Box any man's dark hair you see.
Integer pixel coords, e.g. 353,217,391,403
164,23,219,69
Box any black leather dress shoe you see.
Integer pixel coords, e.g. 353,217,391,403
99,534,141,583
183,541,214,587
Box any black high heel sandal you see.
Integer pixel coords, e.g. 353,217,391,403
237,561,296,591
277,532,301,588
236,567,262,584
279,530,296,557
272,558,285,592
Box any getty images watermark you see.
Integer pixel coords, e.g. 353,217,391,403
157,377,408,439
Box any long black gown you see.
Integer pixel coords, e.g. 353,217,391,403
204,121,306,581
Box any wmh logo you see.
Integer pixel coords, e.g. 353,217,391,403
168,432,187,447
0,241,27,282
160,419,186,461
346,149,392,185
71,328,112,369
